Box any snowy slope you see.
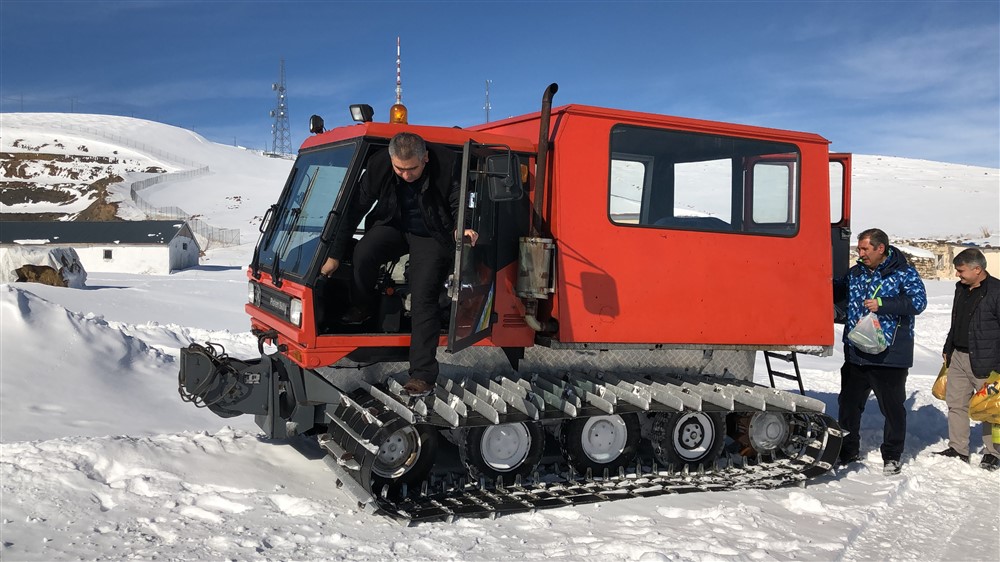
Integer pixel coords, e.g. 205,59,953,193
1,114,999,561
1,113,292,238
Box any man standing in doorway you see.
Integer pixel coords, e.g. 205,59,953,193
320,132,477,396
836,228,927,475
935,248,1000,470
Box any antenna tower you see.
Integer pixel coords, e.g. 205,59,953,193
270,58,292,155
389,37,408,123
484,80,492,122
396,37,403,105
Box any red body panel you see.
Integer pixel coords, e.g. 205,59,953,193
249,104,841,370
479,105,835,347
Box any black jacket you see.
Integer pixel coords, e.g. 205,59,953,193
328,144,460,261
944,273,1000,378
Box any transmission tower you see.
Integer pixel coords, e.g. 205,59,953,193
270,58,292,155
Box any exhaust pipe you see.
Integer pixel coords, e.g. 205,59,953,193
532,83,558,237
522,83,558,333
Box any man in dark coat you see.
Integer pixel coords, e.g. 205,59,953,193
320,132,477,396
835,228,927,475
935,247,1000,470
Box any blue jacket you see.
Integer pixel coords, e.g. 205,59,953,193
836,246,927,368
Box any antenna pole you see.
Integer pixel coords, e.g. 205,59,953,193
395,36,403,105
484,80,492,122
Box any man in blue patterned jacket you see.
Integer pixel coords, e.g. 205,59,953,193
835,228,927,475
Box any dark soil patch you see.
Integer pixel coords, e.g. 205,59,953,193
0,182,77,205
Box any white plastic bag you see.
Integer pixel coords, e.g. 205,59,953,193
848,312,888,354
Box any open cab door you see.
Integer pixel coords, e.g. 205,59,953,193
447,140,523,352
830,154,852,323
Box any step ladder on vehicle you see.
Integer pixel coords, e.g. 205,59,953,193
763,351,806,396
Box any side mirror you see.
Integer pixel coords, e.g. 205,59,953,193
486,153,523,201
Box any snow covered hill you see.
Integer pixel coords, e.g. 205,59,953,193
1,113,998,561
1,113,293,240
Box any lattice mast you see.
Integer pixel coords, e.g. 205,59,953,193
270,58,292,154
390,37,408,124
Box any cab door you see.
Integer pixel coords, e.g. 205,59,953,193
447,141,501,352
830,154,852,322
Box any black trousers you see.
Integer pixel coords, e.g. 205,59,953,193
352,225,451,383
838,362,909,462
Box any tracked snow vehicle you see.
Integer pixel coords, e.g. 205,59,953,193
179,84,851,522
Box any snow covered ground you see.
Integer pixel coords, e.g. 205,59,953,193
1,114,999,561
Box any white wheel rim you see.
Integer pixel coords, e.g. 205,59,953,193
673,413,716,461
580,415,629,463
373,426,421,478
480,423,531,471
748,412,790,452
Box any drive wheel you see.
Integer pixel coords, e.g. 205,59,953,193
463,422,544,485
561,414,640,476
652,412,725,469
370,423,438,497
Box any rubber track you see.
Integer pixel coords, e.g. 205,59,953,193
320,374,843,523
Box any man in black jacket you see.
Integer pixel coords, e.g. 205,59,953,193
935,248,1000,470
320,132,477,396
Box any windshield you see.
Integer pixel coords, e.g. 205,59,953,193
258,142,358,279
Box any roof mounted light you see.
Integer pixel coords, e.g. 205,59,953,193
308,114,325,134
350,104,375,123
389,103,408,124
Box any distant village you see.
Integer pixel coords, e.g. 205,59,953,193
889,236,1000,280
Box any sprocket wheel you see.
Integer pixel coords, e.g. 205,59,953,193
369,422,439,498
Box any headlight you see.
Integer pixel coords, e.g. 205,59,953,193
747,412,790,452
248,282,258,305
289,298,302,326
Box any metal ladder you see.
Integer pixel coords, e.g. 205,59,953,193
763,351,805,395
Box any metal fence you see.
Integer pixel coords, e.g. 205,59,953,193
128,168,241,249
45,122,242,249
39,122,203,168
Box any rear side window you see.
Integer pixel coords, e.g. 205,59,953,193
609,125,800,236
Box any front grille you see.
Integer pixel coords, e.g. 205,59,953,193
254,282,292,321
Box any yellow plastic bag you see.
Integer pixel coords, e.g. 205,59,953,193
932,363,948,400
969,371,1000,424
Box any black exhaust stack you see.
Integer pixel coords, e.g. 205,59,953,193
532,83,558,237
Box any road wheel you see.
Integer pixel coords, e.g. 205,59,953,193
463,422,544,485
652,412,725,469
561,414,640,477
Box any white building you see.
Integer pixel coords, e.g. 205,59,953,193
0,221,200,275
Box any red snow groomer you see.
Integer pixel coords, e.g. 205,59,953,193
180,84,850,522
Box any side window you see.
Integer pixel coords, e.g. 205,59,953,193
608,125,800,236
750,160,797,226
609,158,649,223
829,161,844,223
675,158,732,228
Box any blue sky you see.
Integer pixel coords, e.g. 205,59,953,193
2,0,998,167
